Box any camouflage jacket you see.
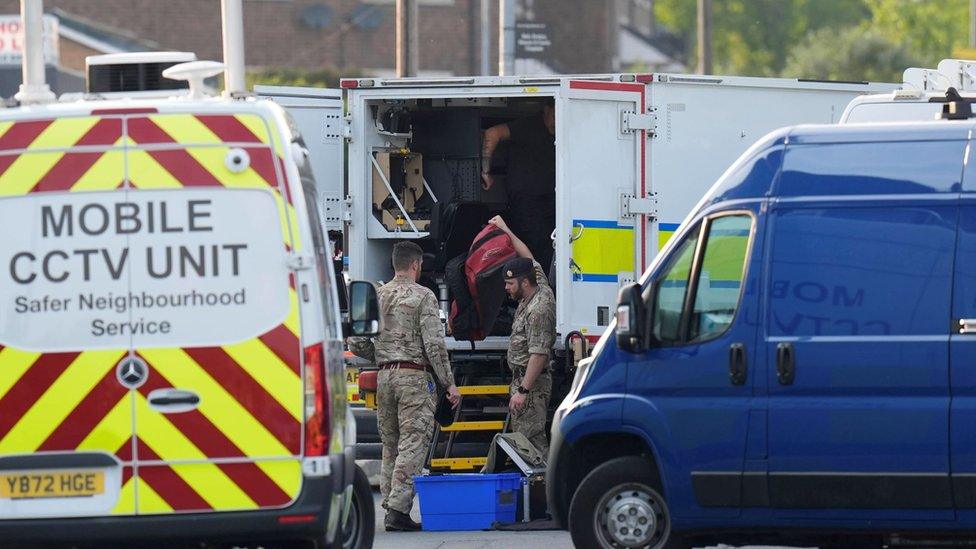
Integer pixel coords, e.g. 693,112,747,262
507,261,556,370
348,275,455,387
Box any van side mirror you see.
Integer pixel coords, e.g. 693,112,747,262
347,280,381,337
615,283,647,354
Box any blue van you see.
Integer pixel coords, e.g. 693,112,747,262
547,119,976,548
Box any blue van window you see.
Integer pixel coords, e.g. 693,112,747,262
768,207,955,336
652,222,701,343
689,214,752,343
779,141,965,196
651,214,753,345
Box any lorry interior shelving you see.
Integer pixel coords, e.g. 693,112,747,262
364,95,556,336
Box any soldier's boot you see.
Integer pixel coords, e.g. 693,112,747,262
385,509,422,532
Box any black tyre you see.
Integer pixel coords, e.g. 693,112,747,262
337,465,375,549
568,455,680,549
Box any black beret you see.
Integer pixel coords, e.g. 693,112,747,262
502,257,534,279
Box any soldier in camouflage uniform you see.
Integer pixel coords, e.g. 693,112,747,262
489,216,557,456
348,241,460,531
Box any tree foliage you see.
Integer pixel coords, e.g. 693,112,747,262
653,0,967,79
654,0,870,76
782,26,920,82
864,0,969,66
246,67,360,90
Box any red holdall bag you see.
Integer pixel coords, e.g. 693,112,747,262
447,225,517,342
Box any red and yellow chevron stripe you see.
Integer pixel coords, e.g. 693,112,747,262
0,109,305,515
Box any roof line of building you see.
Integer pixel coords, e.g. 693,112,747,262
50,7,159,54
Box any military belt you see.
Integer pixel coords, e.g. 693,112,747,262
379,361,429,372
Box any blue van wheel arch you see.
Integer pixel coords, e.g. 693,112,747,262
553,395,679,525
555,430,668,524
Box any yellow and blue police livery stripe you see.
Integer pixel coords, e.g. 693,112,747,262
571,219,635,283
658,222,680,250
570,220,745,282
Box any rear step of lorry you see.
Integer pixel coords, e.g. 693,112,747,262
427,383,510,472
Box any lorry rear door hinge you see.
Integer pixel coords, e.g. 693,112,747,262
342,196,353,222
342,115,353,141
620,111,655,135
620,193,657,220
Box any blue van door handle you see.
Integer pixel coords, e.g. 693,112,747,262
776,343,795,385
729,343,747,386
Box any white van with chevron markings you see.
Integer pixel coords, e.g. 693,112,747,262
0,58,380,547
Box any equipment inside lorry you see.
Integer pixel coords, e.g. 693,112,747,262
372,150,433,232
366,100,543,237
364,98,553,339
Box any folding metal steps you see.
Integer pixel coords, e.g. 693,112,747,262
426,382,511,472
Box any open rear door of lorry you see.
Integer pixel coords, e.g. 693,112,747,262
556,80,648,342
254,86,345,233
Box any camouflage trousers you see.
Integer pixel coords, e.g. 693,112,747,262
509,370,552,456
376,369,436,514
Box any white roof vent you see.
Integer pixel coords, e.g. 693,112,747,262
162,61,226,99
86,51,198,94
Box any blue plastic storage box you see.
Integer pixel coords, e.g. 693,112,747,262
414,473,522,531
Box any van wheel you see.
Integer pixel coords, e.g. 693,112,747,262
568,456,681,549
336,465,375,549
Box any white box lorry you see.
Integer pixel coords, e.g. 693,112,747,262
259,73,896,354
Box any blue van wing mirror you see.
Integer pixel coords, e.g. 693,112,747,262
346,280,381,337
615,283,647,353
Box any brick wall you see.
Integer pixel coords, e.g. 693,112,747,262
58,37,99,73
531,0,615,74
0,0,615,76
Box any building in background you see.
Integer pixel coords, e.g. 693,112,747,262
0,6,167,97
0,12,70,97
0,0,683,97
615,0,684,73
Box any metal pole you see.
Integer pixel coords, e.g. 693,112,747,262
396,0,419,77
648,0,655,35
408,0,419,76
498,0,515,76
15,0,54,105
970,0,976,49
480,0,491,75
696,0,712,75
396,0,406,77
221,0,247,96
